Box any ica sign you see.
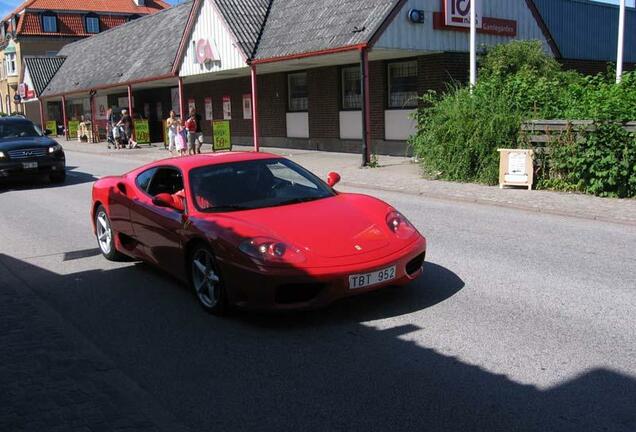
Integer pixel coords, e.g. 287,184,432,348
444,0,482,28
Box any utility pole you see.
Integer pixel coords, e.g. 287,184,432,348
616,0,626,83
470,0,477,90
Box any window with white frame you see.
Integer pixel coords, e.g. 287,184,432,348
387,60,418,109
5,53,16,76
341,66,361,110
42,13,57,32
287,72,308,112
85,15,100,33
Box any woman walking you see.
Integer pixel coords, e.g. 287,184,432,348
166,111,178,155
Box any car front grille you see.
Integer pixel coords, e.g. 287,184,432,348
7,148,48,159
406,252,426,276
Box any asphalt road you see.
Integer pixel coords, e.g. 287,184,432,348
1,151,635,432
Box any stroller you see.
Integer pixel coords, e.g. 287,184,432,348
110,124,127,149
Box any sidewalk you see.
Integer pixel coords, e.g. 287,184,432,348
59,140,636,226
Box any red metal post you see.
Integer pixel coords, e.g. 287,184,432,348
127,84,134,118
360,47,371,166
250,64,260,152
61,95,68,139
177,77,185,119
38,98,45,130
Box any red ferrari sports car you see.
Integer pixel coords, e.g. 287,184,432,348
91,152,426,314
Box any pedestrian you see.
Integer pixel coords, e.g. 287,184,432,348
185,112,197,156
175,119,187,157
166,111,178,155
189,107,204,154
117,109,138,149
106,108,116,149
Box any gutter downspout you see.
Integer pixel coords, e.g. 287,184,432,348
177,77,185,120
38,98,45,131
61,95,67,139
360,47,371,167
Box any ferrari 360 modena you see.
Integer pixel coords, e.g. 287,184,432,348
91,152,427,314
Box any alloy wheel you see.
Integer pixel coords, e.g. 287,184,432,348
96,211,112,255
191,248,221,309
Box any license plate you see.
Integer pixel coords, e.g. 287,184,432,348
22,162,38,169
349,265,396,290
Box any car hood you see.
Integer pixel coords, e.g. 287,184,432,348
0,136,56,151
210,194,394,259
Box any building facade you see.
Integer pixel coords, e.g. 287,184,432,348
35,0,636,158
0,0,169,119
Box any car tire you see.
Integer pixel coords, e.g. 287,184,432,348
189,244,228,315
50,170,66,184
94,205,125,261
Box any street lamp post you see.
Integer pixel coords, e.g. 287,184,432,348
616,0,626,84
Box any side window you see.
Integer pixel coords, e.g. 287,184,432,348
136,168,157,193
147,168,183,197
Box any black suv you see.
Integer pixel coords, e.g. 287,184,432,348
0,116,66,183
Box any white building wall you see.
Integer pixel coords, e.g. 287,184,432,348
375,0,550,54
179,0,247,77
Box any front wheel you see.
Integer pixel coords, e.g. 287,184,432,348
190,245,227,315
95,206,125,261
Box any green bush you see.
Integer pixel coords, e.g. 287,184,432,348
410,40,636,197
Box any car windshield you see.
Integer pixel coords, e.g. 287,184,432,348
0,122,43,139
189,158,336,212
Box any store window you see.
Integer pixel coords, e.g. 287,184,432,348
85,15,100,34
387,60,418,109
5,53,16,76
287,72,308,112
42,12,57,33
341,66,361,110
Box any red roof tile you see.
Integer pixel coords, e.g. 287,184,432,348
3,0,169,22
18,12,129,36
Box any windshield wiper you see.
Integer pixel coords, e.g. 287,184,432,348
273,197,324,207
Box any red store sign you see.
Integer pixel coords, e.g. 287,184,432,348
433,0,517,37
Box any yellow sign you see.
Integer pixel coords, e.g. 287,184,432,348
46,120,57,136
133,119,150,144
67,120,79,140
162,120,169,147
213,120,231,151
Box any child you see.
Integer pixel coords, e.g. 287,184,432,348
175,120,187,157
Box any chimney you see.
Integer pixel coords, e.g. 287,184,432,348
133,0,145,6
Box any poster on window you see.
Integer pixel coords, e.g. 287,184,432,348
171,87,180,116
188,98,196,113
95,96,108,120
223,96,231,120
156,102,163,120
242,94,252,120
205,97,213,120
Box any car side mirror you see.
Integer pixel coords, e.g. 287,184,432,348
44,129,52,135
327,172,341,188
153,193,184,212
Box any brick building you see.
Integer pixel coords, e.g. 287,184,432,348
0,0,169,119
34,0,636,158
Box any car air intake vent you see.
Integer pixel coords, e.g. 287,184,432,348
275,283,325,304
8,148,47,159
406,252,426,276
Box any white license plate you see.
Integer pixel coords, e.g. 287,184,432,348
349,265,396,290
22,162,38,169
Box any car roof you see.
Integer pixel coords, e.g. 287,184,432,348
0,116,34,125
139,151,285,172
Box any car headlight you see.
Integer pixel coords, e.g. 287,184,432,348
239,237,306,264
386,210,417,239
0,151,5,159
48,144,63,154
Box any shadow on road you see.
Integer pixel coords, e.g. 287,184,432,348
0,166,97,193
0,252,634,432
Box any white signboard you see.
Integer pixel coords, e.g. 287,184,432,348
205,97,213,120
445,0,482,28
242,94,252,120
223,96,231,120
